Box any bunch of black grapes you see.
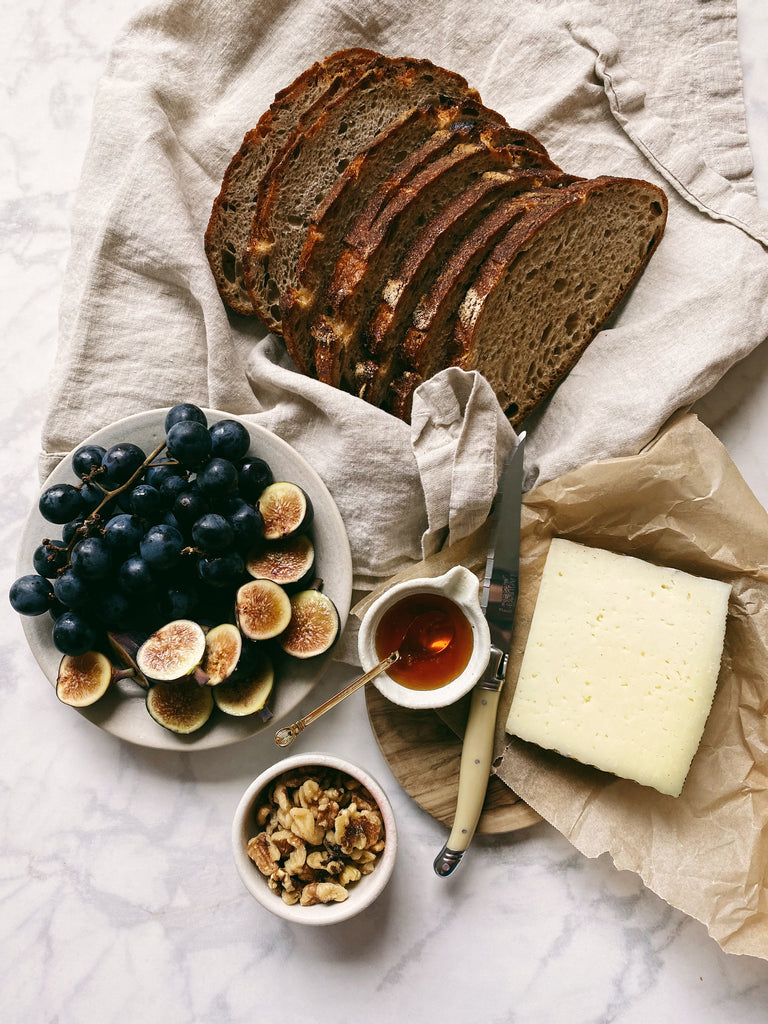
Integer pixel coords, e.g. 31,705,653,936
9,404,274,656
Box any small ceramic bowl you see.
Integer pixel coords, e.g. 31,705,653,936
357,565,491,710
232,752,397,925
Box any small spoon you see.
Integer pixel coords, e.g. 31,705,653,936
274,610,454,747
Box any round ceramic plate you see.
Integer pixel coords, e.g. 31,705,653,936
18,408,353,751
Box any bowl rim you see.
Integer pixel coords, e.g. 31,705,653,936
231,751,397,925
357,568,491,709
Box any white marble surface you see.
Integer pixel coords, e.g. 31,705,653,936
2,2,768,1022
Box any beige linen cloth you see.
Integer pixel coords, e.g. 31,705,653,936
42,0,768,596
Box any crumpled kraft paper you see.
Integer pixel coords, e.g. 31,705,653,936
354,411,768,959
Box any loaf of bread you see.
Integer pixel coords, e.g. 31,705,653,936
205,49,668,426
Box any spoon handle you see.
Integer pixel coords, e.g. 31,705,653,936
274,650,400,746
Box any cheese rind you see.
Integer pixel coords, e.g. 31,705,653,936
505,539,731,797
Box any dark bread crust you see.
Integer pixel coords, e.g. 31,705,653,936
244,57,482,333
204,48,381,316
453,175,668,423
279,99,511,373
313,137,560,391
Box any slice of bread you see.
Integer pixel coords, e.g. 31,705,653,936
204,48,380,316
243,57,483,333
358,168,580,407
279,98,514,373
312,138,558,392
453,176,668,423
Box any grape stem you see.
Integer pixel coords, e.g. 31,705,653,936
64,439,169,559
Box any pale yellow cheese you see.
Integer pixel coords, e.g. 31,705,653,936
505,539,731,797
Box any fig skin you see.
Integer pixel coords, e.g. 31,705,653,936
235,580,292,641
278,590,340,659
259,482,313,540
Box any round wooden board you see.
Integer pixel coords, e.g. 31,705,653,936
366,687,540,834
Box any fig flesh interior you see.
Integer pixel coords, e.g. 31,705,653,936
201,622,243,685
259,482,313,540
213,655,274,716
56,651,114,707
246,534,314,586
279,590,340,659
136,619,207,682
236,579,292,640
146,677,214,734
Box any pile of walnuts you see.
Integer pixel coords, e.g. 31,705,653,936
247,768,386,906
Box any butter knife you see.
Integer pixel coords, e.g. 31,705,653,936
433,432,526,877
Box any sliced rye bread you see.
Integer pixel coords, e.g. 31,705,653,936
387,187,579,421
357,168,581,407
312,139,560,392
279,98,522,373
243,57,485,334
204,47,381,316
452,175,668,424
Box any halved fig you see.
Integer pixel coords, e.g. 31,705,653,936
200,622,242,685
236,579,291,640
213,655,274,716
278,590,340,659
136,619,207,682
259,482,313,540
245,534,315,588
56,651,132,707
107,630,149,688
146,677,214,734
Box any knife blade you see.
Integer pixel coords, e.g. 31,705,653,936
433,432,526,877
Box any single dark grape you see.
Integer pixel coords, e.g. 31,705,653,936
158,472,191,506
101,442,146,485
192,513,235,554
166,420,212,468
197,551,245,587
79,480,107,513
139,523,185,570
53,568,92,609
164,403,207,432
172,489,209,529
196,457,238,498
70,536,112,581
158,584,200,620
9,574,54,616
52,611,98,656
229,502,263,549
129,483,163,521
62,515,87,543
209,419,250,461
92,590,134,629
145,463,186,489
118,556,157,595
102,513,145,554
32,539,68,578
39,483,84,524
237,457,273,502
72,444,106,479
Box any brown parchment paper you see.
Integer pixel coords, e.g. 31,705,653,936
353,412,768,959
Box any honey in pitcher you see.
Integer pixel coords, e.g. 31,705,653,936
374,592,474,690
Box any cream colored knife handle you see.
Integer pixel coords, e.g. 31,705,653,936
433,684,502,876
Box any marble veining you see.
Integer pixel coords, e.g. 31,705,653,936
2,2,768,1022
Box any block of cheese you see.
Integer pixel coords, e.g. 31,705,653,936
505,539,731,797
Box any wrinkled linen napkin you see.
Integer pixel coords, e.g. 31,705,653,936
41,0,768,607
